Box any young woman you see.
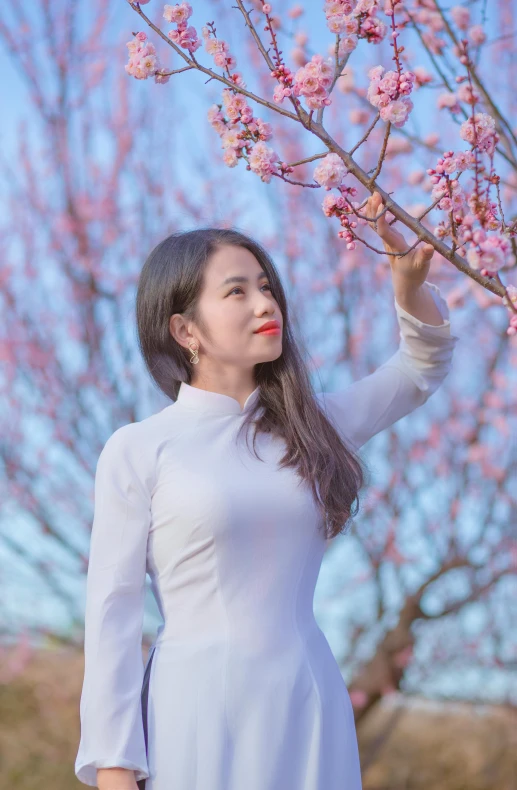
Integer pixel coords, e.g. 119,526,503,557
74,193,458,790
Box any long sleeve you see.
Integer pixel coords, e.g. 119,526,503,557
75,425,152,787
317,280,459,452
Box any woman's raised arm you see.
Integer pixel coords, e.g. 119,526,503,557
317,280,459,452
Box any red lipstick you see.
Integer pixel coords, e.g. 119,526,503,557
254,320,281,335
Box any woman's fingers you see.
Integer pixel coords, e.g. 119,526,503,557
364,192,389,235
364,191,406,253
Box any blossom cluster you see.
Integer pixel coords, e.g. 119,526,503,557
459,112,499,156
163,2,202,53
428,149,475,213
292,54,334,110
123,1,516,335
313,153,348,190
428,148,512,277
366,65,416,127
125,32,170,84
324,0,388,55
201,23,280,182
315,154,360,249
465,230,511,277
269,54,334,110
201,25,240,76
207,92,279,181
426,101,514,288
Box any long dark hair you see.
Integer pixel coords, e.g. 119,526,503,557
135,227,368,540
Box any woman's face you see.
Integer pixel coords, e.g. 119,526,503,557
171,244,283,376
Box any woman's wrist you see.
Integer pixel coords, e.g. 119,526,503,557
96,767,139,790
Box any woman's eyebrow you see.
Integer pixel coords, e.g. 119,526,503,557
219,272,269,288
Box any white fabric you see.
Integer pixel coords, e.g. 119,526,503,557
75,280,458,789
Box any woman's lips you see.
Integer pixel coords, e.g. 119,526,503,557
255,327,281,335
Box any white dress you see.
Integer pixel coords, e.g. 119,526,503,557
75,281,458,789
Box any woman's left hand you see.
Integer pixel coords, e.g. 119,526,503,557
363,191,435,290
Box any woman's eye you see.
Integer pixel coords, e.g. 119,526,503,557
229,284,271,296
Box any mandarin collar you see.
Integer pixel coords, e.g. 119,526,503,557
175,381,261,416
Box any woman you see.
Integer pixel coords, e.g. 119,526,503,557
74,192,458,789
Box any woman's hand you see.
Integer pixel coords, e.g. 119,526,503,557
363,191,435,290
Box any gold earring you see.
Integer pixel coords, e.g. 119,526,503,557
188,342,199,365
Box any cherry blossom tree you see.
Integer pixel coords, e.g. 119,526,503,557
125,0,517,336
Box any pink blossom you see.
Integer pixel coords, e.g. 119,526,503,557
326,13,351,34
502,285,517,309
422,27,446,56
163,3,193,24
467,234,509,273
437,92,460,112
293,54,333,110
437,189,465,213
383,0,404,13
155,70,171,85
341,15,359,35
441,154,458,175
337,35,358,55
385,136,412,156
424,132,440,146
456,83,480,105
407,169,426,185
360,14,387,44
273,84,293,104
454,150,476,171
313,153,348,190
300,74,321,94
221,128,244,150
125,34,165,81
459,112,499,154
207,104,226,134
368,64,384,81
325,0,386,44
287,4,304,19
413,66,433,87
255,118,273,140
223,149,239,168
349,108,370,124
468,25,486,46
380,97,413,127
248,141,279,183
324,0,355,35
356,0,377,13
203,30,235,69
304,56,333,87
450,6,470,30
322,193,348,216
168,24,201,53
322,194,337,215
367,67,416,126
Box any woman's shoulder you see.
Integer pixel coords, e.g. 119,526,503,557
98,403,180,494
104,402,177,445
